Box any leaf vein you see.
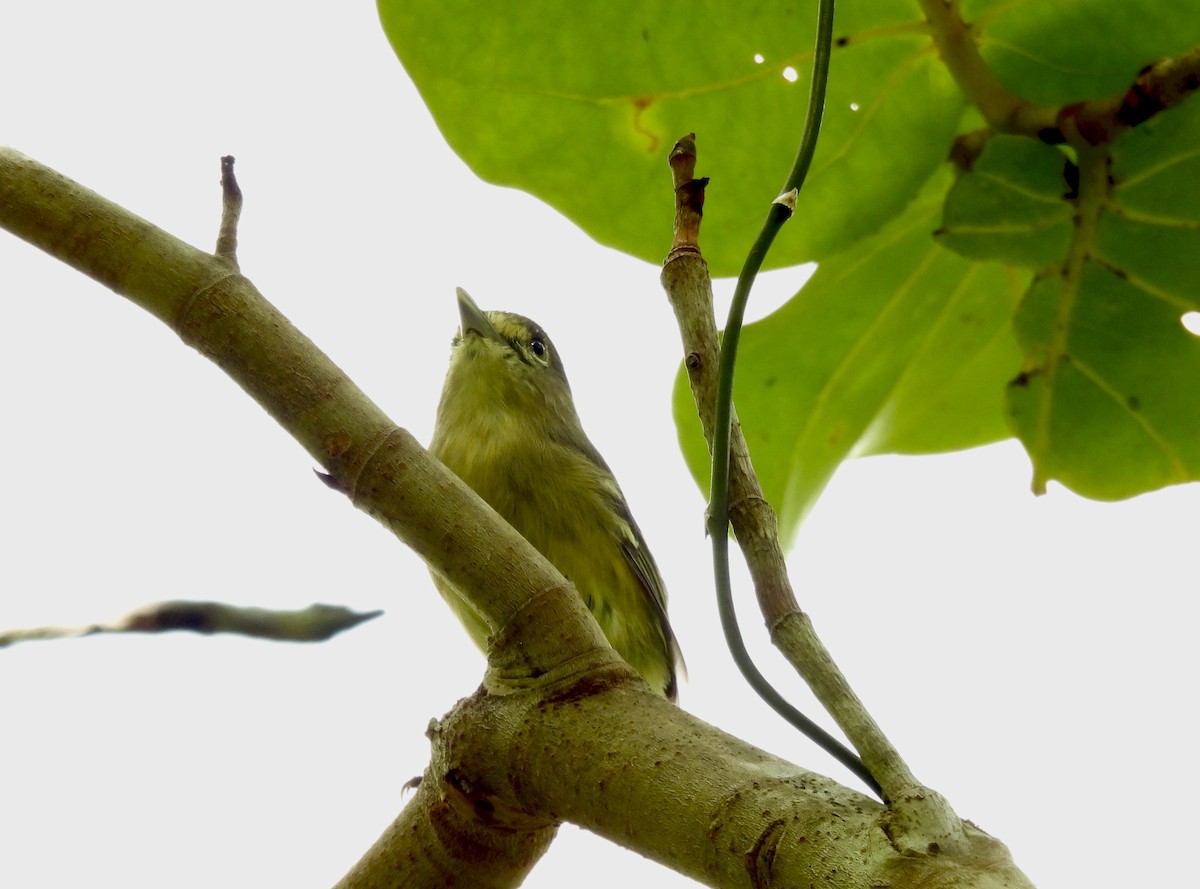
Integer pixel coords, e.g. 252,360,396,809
1087,254,1198,313
790,217,943,466
1069,355,1190,481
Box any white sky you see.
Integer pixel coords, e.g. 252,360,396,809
2,3,1196,887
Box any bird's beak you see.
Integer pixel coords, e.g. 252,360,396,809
456,287,503,344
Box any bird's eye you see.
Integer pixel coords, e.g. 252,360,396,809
530,337,548,360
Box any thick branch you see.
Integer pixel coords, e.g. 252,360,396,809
335,762,556,889
424,682,1026,889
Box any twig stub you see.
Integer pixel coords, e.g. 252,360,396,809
668,133,707,254
216,154,243,266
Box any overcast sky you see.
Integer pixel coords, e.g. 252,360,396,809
2,3,1196,887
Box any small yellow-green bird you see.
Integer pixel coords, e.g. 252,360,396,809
430,288,683,699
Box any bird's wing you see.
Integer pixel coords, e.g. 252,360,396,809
617,505,688,686
559,428,688,694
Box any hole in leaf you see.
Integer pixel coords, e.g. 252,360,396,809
1181,312,1200,336
753,53,765,64
782,66,799,83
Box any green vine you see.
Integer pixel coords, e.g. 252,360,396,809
705,0,885,798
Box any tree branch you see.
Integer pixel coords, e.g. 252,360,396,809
662,135,965,856
335,759,557,889
0,147,1030,888
1061,43,1200,146
347,679,1028,889
921,3,1200,145
917,0,1058,138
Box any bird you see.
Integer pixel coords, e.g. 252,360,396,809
429,288,683,699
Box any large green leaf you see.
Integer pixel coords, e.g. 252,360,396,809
378,0,965,274
1006,103,1200,496
382,0,1200,534
674,168,1026,544
928,97,1200,498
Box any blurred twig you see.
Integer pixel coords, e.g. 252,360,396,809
0,601,382,649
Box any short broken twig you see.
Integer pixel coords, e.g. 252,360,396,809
216,154,242,266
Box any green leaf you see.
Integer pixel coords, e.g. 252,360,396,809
378,0,965,274
965,1,1200,106
937,135,1075,267
381,0,1200,529
1008,102,1200,497
674,168,1025,544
